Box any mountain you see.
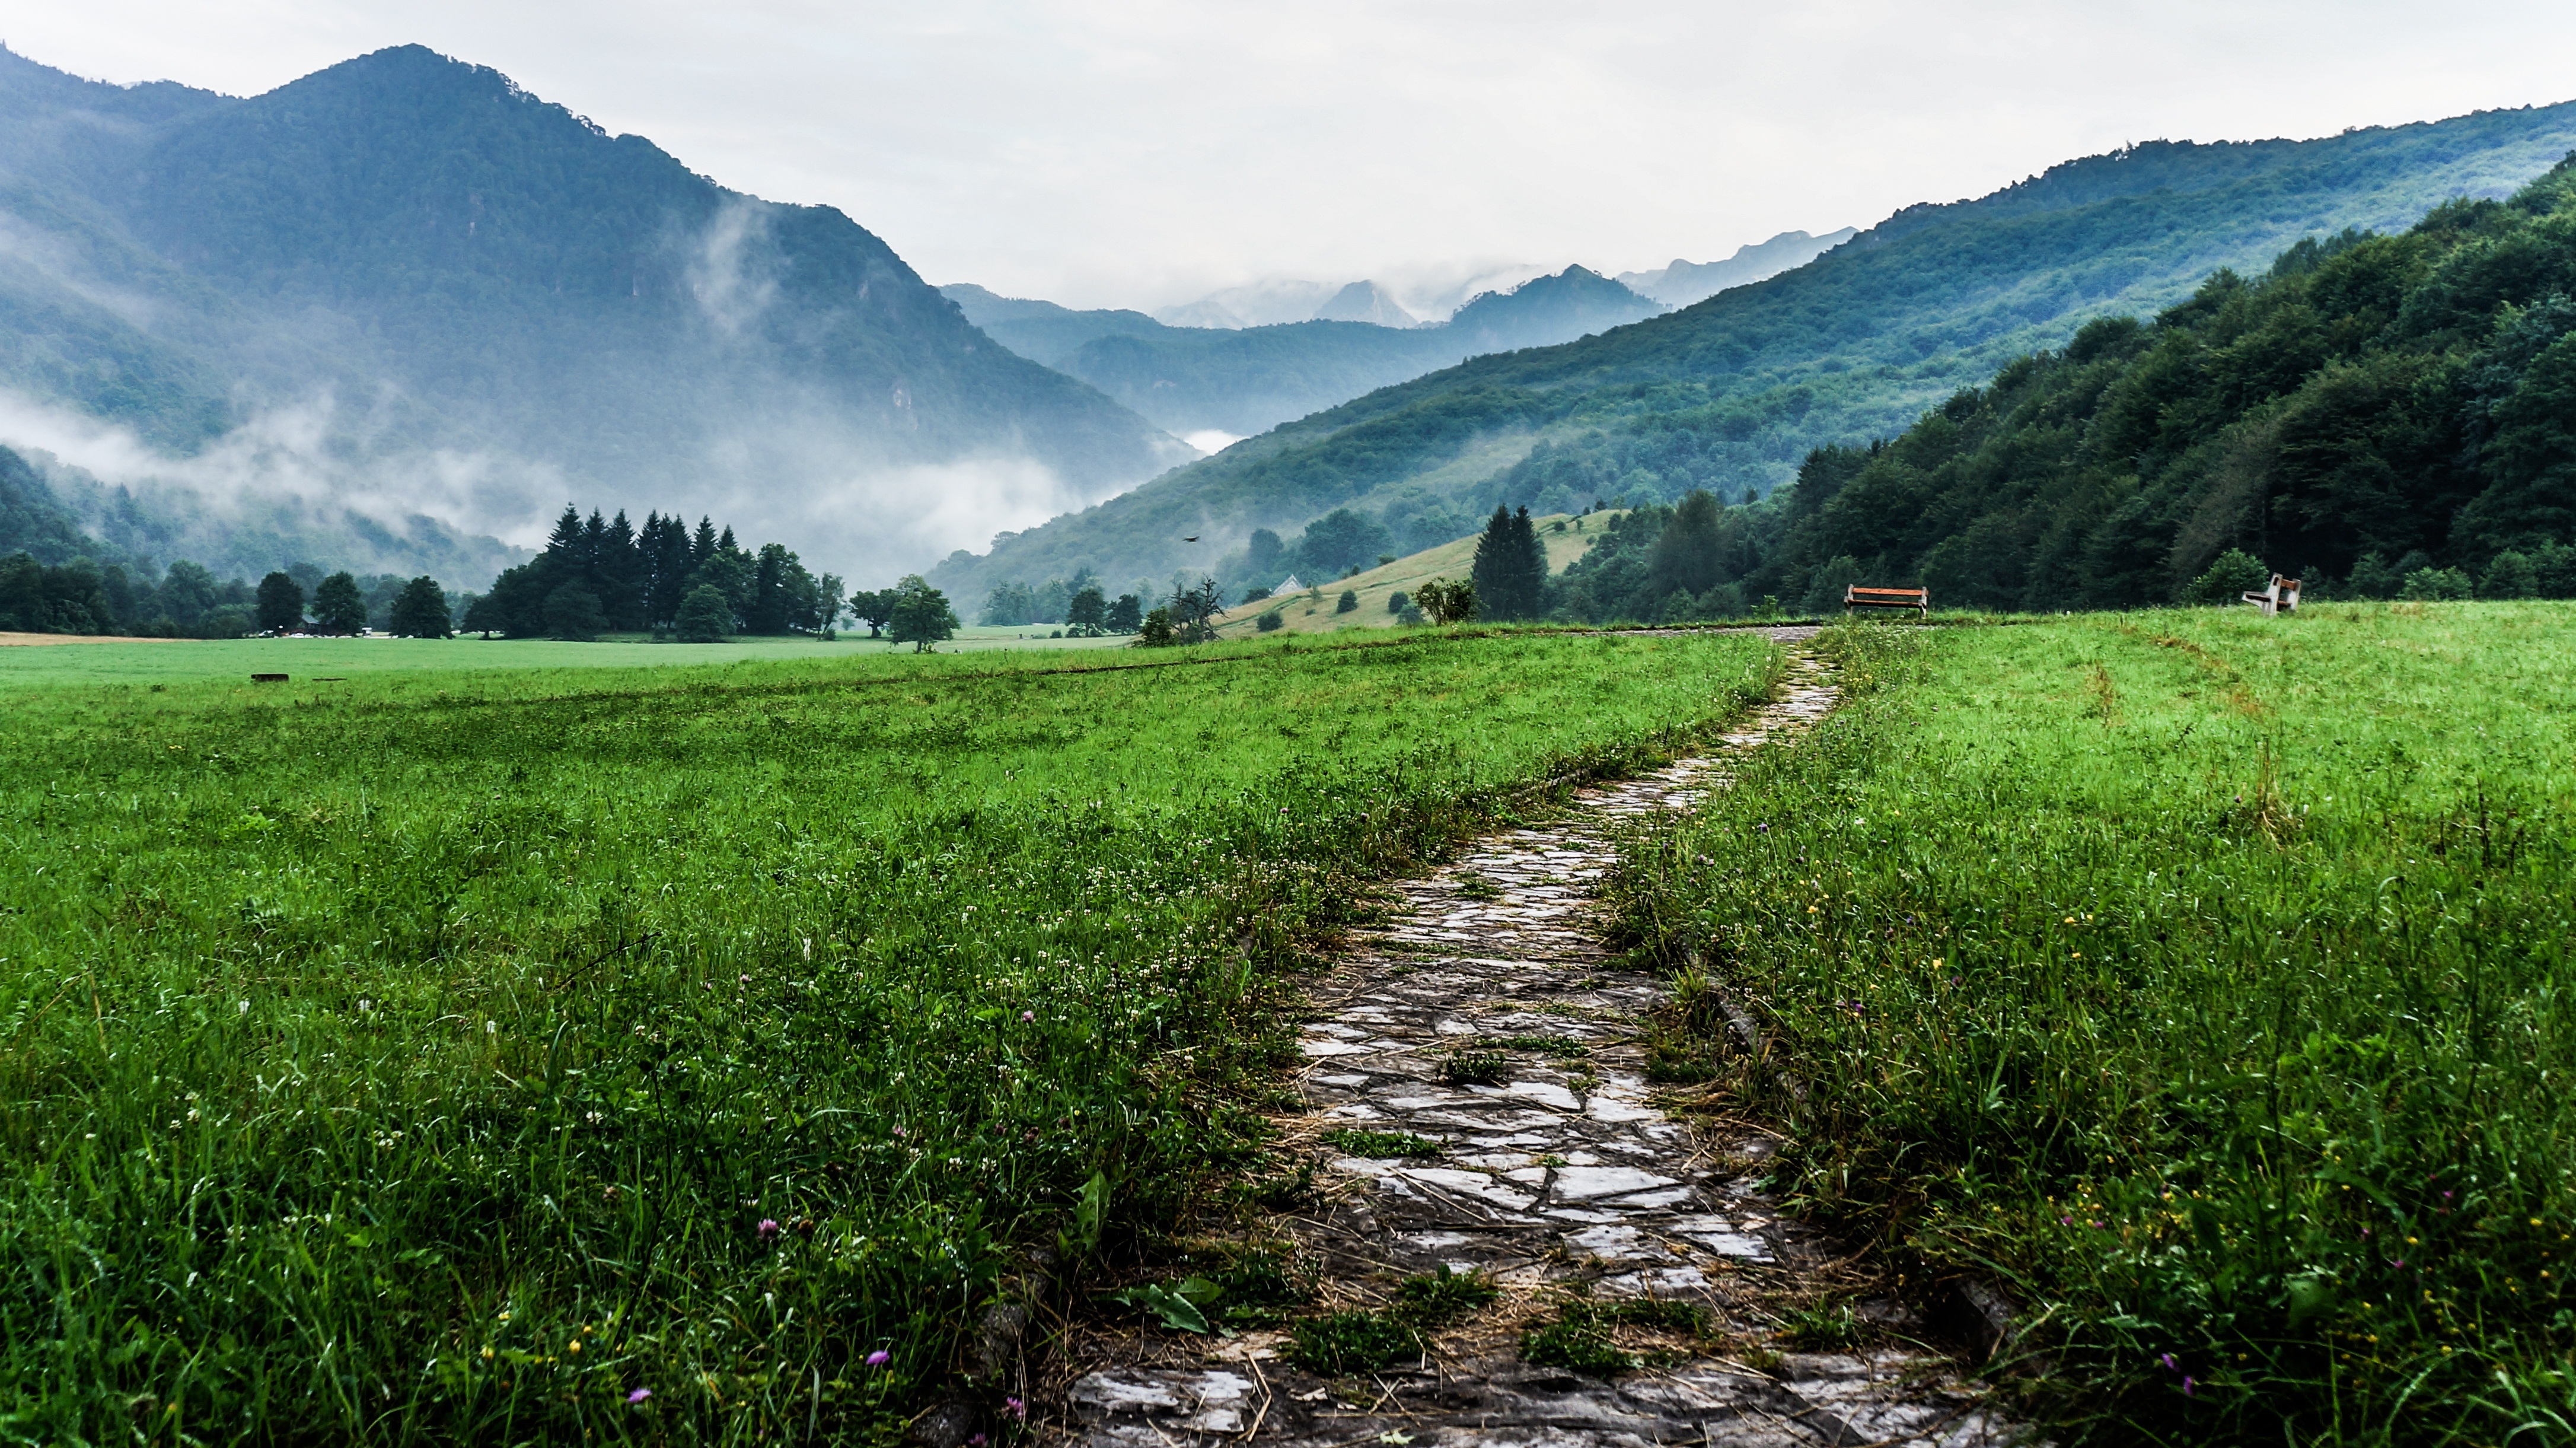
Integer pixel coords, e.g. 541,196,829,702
1312,281,1417,326
1618,228,1858,306
944,266,1665,440
930,101,2576,604
0,43,1185,585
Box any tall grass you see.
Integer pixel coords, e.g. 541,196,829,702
1611,604,2576,1444
0,631,1779,1443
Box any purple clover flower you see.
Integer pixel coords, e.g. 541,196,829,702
757,1218,780,1242
629,1388,652,1404
866,1350,892,1368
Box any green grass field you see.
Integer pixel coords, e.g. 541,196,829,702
0,629,1124,690
0,628,1781,1443
1612,602,2576,1445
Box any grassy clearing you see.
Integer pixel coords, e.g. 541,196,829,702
1612,602,2576,1444
0,628,1778,1442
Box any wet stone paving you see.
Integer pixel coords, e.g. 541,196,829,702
1059,633,2019,1447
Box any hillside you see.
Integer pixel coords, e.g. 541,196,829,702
1206,510,1616,637
0,44,1184,584
1730,153,2576,611
931,101,2576,603
944,266,1665,438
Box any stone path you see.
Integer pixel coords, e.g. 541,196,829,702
1059,635,2016,1448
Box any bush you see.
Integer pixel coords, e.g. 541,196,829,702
1387,591,1409,613
1801,553,1865,613
1254,611,1283,632
2479,550,2539,599
1335,590,1358,613
674,584,732,642
2399,566,2473,601
1414,578,1477,625
2181,548,2271,606
541,583,607,641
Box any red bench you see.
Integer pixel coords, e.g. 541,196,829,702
1844,585,1928,619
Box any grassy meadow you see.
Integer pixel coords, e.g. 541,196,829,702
1612,602,2576,1444
0,628,1781,1443
0,630,1126,692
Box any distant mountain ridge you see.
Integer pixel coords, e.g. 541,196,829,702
0,43,1184,585
943,265,1665,438
1618,228,1858,306
931,101,2576,603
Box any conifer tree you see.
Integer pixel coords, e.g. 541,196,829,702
1471,505,1548,619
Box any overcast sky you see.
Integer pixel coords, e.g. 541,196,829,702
11,1,2576,311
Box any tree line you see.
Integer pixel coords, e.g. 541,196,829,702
464,507,844,641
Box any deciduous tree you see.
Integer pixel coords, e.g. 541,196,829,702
311,571,368,634
388,576,452,638
888,575,959,653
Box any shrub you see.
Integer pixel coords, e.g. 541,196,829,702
2181,547,2271,605
674,584,732,642
1387,591,1410,613
542,583,607,641
2479,550,2539,599
1336,590,1358,613
1414,578,1477,625
2399,565,2473,601
1255,611,1284,632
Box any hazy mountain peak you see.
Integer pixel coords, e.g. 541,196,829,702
0,41,1186,585
1311,280,1416,326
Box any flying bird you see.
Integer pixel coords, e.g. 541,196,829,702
1182,535,1200,542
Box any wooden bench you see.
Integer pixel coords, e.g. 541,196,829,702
2240,575,2302,616
1844,585,1929,619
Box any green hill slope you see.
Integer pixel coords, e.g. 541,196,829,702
0,44,1184,583
932,103,2576,603
1727,153,2576,612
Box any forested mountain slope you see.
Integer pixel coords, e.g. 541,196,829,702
1733,154,2576,612
945,267,1665,438
932,102,2576,602
0,44,1183,583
